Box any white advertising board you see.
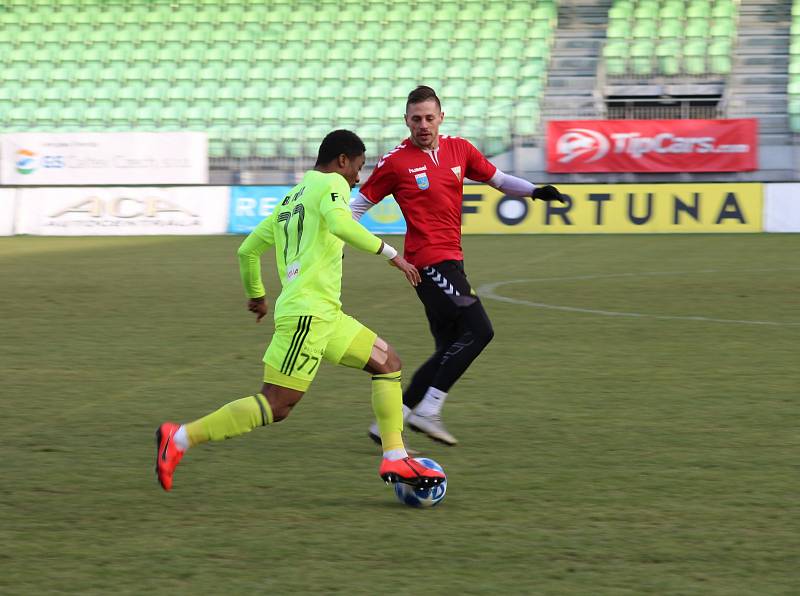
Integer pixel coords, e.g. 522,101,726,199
1,132,208,185
16,187,229,236
0,189,15,236
765,183,800,232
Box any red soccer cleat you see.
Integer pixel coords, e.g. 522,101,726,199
155,422,184,491
379,457,446,488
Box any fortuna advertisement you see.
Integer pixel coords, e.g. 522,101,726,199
460,183,763,233
547,120,758,173
0,132,208,185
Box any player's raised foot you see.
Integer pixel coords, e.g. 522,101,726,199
155,422,184,492
406,412,458,446
367,422,421,456
379,457,445,488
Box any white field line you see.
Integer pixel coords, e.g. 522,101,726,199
477,269,800,327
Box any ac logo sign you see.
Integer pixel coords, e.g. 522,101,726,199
50,196,198,219
43,195,201,230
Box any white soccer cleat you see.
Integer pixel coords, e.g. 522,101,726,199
406,412,458,446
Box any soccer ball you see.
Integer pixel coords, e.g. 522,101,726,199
393,457,447,508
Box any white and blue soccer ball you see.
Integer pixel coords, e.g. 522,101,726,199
393,457,447,508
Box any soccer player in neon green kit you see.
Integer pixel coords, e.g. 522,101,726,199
155,130,445,491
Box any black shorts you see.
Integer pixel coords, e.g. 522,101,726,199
415,260,481,345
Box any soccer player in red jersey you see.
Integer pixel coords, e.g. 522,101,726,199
352,86,565,446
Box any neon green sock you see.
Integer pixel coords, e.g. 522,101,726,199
185,394,273,447
371,372,404,453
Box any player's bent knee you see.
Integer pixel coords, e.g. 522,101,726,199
262,384,304,423
384,345,402,373
368,337,402,374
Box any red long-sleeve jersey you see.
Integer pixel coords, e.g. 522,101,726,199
358,135,497,267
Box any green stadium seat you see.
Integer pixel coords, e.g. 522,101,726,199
711,2,735,18
0,0,557,158
709,55,731,75
633,19,657,38
684,39,707,57
660,2,685,18
685,56,707,75
686,18,709,38
606,0,738,77
656,54,679,75
658,18,683,39
633,0,658,17
687,3,711,19
708,39,732,56
710,18,735,38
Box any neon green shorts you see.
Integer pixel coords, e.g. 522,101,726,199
263,311,377,392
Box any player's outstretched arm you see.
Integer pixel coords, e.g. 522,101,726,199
348,193,374,222
487,169,566,203
325,209,418,287
326,206,386,253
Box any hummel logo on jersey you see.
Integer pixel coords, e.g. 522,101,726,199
451,166,462,181
408,166,427,173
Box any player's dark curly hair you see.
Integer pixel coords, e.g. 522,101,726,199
406,85,442,111
315,129,366,166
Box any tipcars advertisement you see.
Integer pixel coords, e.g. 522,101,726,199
16,187,229,235
228,186,407,234
547,120,758,173
459,183,763,233
0,132,208,185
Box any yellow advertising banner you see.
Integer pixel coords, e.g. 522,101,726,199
461,183,763,233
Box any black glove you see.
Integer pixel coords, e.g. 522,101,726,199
531,185,566,204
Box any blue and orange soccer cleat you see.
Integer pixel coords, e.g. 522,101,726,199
379,457,445,488
155,422,184,492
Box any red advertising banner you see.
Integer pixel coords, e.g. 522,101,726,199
547,119,758,173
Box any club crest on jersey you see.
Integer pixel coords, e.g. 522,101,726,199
414,172,429,190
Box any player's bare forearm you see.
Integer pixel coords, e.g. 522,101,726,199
389,255,421,287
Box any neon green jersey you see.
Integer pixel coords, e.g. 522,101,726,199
237,170,384,320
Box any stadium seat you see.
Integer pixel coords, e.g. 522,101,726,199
605,0,739,77
0,0,557,158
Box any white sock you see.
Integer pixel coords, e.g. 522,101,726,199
173,425,190,452
413,387,448,417
383,448,408,461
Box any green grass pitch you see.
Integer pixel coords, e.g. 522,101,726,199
1,234,798,595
